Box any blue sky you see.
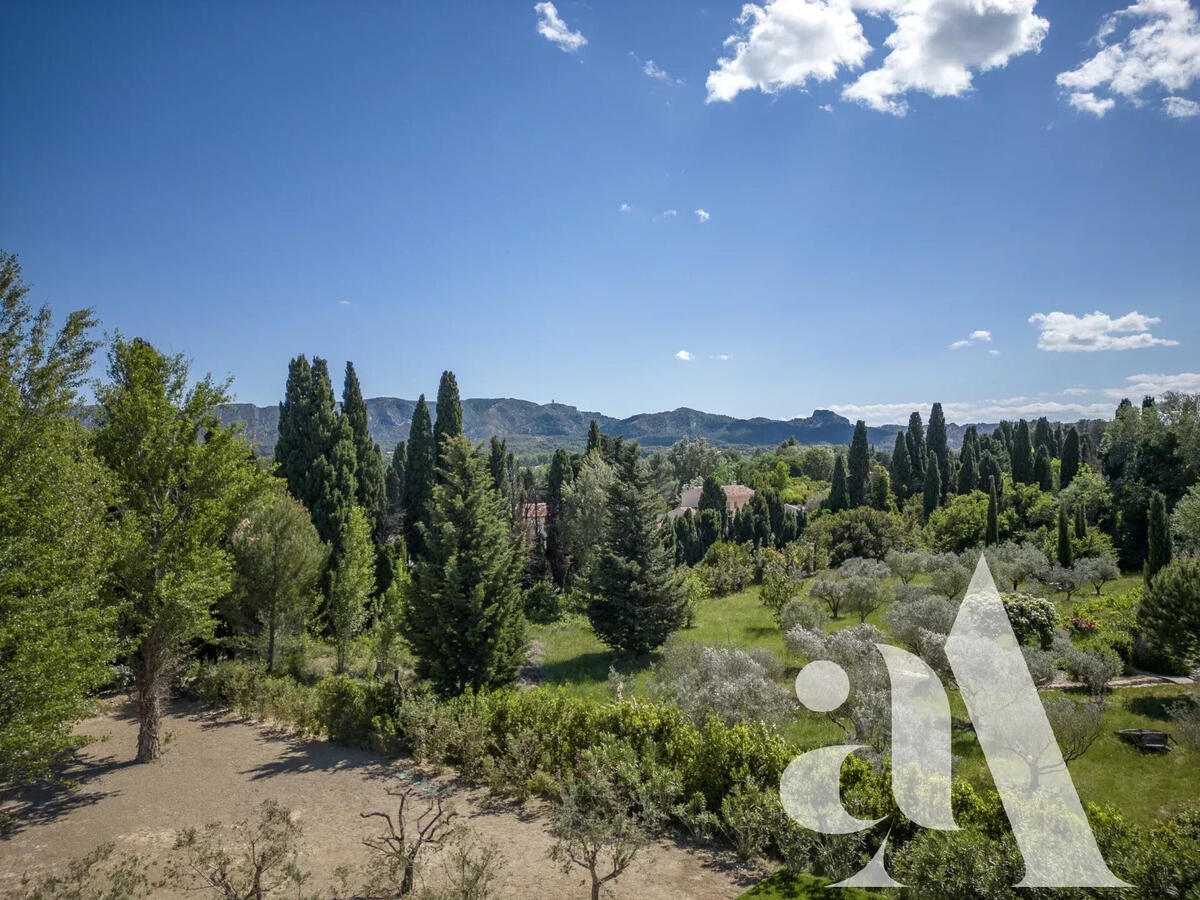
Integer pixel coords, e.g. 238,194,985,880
2,0,1198,424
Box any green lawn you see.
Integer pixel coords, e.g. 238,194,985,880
739,871,885,899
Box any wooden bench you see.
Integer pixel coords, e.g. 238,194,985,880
1115,728,1174,753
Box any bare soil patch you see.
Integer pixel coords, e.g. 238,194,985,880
0,698,755,899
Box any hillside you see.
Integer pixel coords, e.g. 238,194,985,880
214,397,1012,457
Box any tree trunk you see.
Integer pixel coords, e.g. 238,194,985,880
266,609,277,674
135,637,165,762
591,879,600,900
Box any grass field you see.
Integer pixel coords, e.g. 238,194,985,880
528,574,1196,825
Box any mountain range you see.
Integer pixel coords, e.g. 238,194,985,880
214,397,1004,458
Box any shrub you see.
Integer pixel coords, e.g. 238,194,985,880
885,595,957,651
523,579,561,624
885,549,927,584
760,569,801,617
999,592,1057,649
984,542,1048,591
720,779,784,861
648,638,795,728
925,552,973,599
697,542,754,597
1064,647,1121,697
786,625,890,752
1168,695,1200,751
778,598,829,635
1020,646,1058,686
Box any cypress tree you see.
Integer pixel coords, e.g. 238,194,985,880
381,441,406,542
1137,558,1200,672
1033,417,1053,456
587,419,602,453
403,395,436,560
309,358,357,547
546,448,574,588
986,477,999,546
1011,419,1034,484
275,354,316,504
1034,445,1054,493
979,451,1003,499
828,456,849,512
343,362,386,533
1061,427,1080,489
957,442,978,494
587,450,686,655
1080,433,1094,467
906,411,926,496
487,436,508,495
698,475,726,518
869,466,892,511
847,420,870,508
1146,491,1172,584
891,430,911,501
1074,503,1087,540
433,370,462,464
401,435,527,695
1057,506,1074,568
1053,422,1064,457
922,451,941,517
927,403,949,495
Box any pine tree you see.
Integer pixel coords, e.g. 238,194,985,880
922,451,941,517
1057,506,1074,568
986,477,999,546
906,411,926,496
827,456,849,512
587,450,686,655
328,506,374,674
957,442,978,494
433,370,463,465
847,420,870,508
587,419,602,453
402,435,527,695
343,362,386,534
1061,427,1080,489
1011,419,1034,485
1138,558,1200,672
891,430,911,501
927,403,950,495
1034,445,1054,493
1146,491,1172,584
546,448,574,588
403,395,435,560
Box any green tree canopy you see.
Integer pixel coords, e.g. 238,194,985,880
403,395,435,560
848,419,870,508
433,369,462,463
342,361,386,534
328,505,375,674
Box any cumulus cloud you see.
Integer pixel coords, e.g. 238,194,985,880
695,208,711,222
535,2,587,53
642,58,684,85
843,0,1049,116
1028,311,1179,352
1058,0,1200,117
1165,95,1200,117
819,102,834,111
619,202,631,212
706,0,871,103
705,0,1048,115
950,329,992,349
675,350,694,361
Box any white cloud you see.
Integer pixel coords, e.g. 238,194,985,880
819,102,834,111
715,353,732,360
949,329,993,349
535,2,587,54
1028,310,1179,352
1165,95,1200,117
1067,91,1117,117
656,209,679,220
643,58,684,85
338,299,352,307
675,350,694,361
619,202,631,212
988,349,1001,356
843,0,1049,116
706,0,871,103
1105,372,1200,398
695,208,711,222
1058,0,1200,117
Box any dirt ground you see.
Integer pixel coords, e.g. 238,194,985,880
0,699,757,899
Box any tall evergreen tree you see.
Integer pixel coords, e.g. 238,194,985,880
342,362,386,534
433,370,463,465
927,403,950,495
587,419,602,453
546,448,574,588
382,441,406,541
957,442,979,494
979,451,1003,499
95,338,260,762
922,451,941,517
587,450,686,655
1074,503,1087,541
1146,491,1172,584
827,456,849,512
986,477,1000,546
847,420,870,508
1011,419,1035,485
1034,445,1054,493
1138,558,1200,672
328,506,374,674
698,474,726,517
1033,417,1054,456
906,411,926,496
1057,506,1074,568
1080,433,1094,468
401,435,527,695
487,436,509,495
403,395,436,560
891,430,912,501
1061,427,1081,489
